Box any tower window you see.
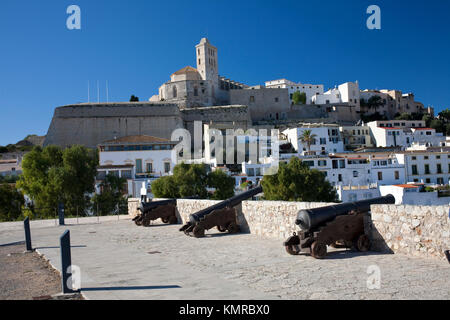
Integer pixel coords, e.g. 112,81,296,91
173,86,177,98
198,59,201,65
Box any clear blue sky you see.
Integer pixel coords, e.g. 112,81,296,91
1,0,449,145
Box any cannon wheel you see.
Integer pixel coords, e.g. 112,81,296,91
161,217,169,224
311,241,327,259
227,223,240,234
217,225,227,232
356,234,371,252
134,217,142,226
193,225,205,238
285,245,300,255
142,216,151,227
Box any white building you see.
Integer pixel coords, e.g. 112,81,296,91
368,120,446,148
96,135,179,197
311,81,360,111
265,79,324,104
380,184,450,205
0,158,22,176
283,125,344,156
395,149,450,185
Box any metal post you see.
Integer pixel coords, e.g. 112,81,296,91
24,217,32,251
58,203,65,226
60,230,78,294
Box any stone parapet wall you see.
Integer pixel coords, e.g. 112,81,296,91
241,200,336,240
128,198,140,218
176,199,222,224
367,204,450,260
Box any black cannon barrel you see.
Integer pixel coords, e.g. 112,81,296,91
295,194,395,231
139,199,177,213
189,186,263,224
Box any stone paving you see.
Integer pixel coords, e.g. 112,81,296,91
0,217,449,300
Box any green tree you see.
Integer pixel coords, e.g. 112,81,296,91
173,163,209,198
92,174,128,216
207,170,235,200
395,112,413,121
292,91,306,105
17,145,98,217
0,183,25,222
152,175,180,198
130,95,139,102
151,163,235,200
261,157,338,202
299,130,317,155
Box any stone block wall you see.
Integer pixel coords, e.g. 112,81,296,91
128,198,140,218
367,204,450,260
241,200,336,240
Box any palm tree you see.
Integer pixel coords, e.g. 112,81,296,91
299,130,317,155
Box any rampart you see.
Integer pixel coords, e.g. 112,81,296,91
128,198,449,260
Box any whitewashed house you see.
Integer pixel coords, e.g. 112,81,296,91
96,135,179,197
283,125,344,156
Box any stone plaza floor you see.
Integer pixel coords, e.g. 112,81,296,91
0,217,449,300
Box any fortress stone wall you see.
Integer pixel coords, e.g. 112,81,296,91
44,102,251,148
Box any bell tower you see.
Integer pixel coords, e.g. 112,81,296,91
195,38,218,82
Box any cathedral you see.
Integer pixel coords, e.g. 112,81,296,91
150,38,248,108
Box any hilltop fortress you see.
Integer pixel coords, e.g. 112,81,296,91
44,38,429,148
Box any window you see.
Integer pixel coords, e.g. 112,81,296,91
424,156,429,160
436,156,441,160
377,172,383,180
424,164,430,174
172,86,177,98
339,160,346,168
412,165,418,175
412,156,417,160
426,178,431,184
275,97,279,102
320,138,326,145
135,159,143,174
353,171,358,178
395,171,399,180
194,87,198,96
146,163,153,173
318,160,327,167
249,96,255,103
437,177,444,185
437,164,442,174
332,160,338,169
338,174,342,182
164,162,171,173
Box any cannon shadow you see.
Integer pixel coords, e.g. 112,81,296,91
363,214,394,254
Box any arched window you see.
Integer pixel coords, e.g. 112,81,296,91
173,86,177,98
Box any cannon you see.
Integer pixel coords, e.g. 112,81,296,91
133,199,178,227
179,186,263,238
284,194,395,259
